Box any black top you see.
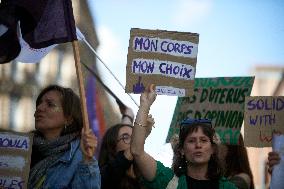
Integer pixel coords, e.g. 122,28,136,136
186,175,219,189
100,151,144,189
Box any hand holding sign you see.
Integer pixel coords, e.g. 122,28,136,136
268,151,281,173
140,84,157,110
80,127,97,163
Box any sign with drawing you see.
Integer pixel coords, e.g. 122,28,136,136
244,96,284,147
126,28,199,96
0,131,33,189
166,76,255,144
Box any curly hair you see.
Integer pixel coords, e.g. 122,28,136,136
172,123,223,180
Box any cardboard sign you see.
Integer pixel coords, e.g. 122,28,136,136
244,96,284,147
0,131,33,189
125,28,199,96
166,76,255,144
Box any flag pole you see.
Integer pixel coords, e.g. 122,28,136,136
72,40,90,131
72,40,93,160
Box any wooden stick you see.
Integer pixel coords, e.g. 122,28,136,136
72,40,90,130
72,40,94,161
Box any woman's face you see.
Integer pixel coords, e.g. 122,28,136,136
34,90,67,140
116,126,132,153
181,127,213,165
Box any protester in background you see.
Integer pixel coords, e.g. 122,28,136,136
218,134,254,189
99,123,138,189
99,105,154,189
29,85,100,189
131,85,237,189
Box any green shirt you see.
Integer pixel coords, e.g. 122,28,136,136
143,161,237,189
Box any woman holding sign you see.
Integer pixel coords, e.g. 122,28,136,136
131,85,237,189
28,85,100,189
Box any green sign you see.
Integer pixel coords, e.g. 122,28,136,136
166,76,255,144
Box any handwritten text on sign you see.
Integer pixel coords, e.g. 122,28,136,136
244,96,284,147
0,132,33,189
133,37,198,58
132,58,195,80
0,176,24,189
155,86,185,96
0,134,29,150
166,77,254,144
126,28,199,96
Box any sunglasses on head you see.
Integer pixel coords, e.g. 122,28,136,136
179,118,214,143
180,118,212,128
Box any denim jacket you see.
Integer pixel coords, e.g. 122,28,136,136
38,139,101,189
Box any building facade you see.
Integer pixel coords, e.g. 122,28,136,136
0,0,120,132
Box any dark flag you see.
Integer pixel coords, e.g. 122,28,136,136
0,4,20,63
0,0,77,64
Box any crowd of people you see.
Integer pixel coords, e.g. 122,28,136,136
1,84,281,189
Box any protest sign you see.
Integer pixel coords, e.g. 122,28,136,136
125,28,199,96
0,131,33,189
166,76,254,144
244,96,284,147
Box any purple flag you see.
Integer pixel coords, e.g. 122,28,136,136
86,76,100,137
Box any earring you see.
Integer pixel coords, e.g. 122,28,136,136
64,122,69,132
179,154,186,169
183,155,189,165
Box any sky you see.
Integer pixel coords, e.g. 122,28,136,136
87,0,284,166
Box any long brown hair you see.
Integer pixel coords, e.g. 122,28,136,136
224,134,254,189
99,124,146,189
98,124,132,167
172,120,222,180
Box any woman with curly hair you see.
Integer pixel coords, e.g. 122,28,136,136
131,85,237,189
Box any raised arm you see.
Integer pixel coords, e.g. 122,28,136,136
131,85,157,181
